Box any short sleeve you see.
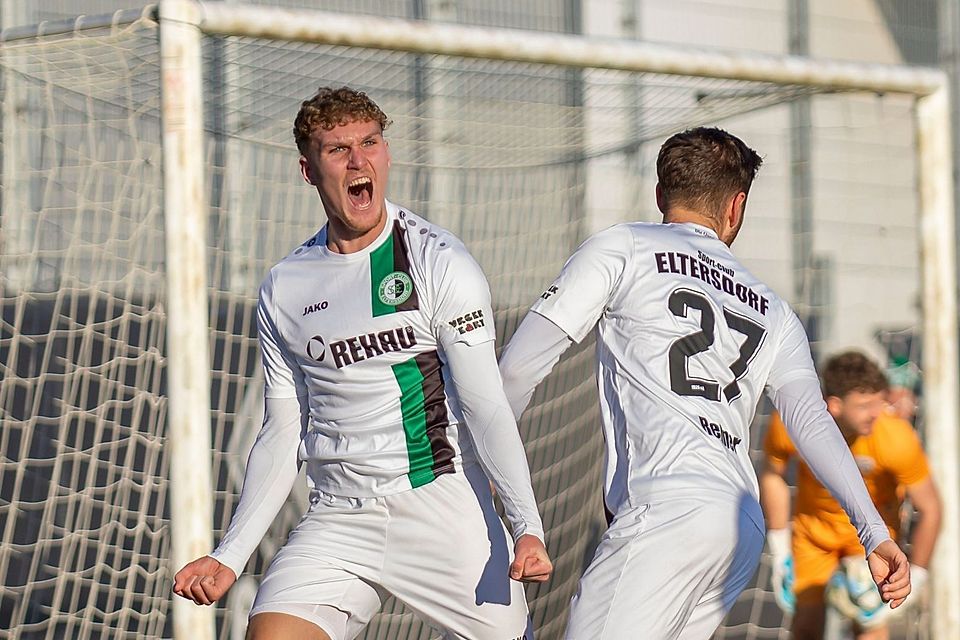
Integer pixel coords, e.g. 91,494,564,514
432,243,497,348
530,225,633,343
878,418,931,487
763,411,796,466
258,271,306,398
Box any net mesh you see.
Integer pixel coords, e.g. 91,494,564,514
0,10,928,640
0,17,167,639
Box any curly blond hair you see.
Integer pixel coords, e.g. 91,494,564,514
293,86,391,154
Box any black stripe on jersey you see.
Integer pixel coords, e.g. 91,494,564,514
414,350,455,478
392,220,420,312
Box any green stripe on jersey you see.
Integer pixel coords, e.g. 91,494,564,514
370,233,396,317
391,357,436,488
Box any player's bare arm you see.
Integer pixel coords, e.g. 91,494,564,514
759,455,796,614
905,476,941,569
903,476,941,599
759,458,791,530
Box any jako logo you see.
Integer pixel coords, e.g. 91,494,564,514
306,335,325,362
303,300,329,316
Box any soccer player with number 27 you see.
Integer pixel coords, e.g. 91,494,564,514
499,127,911,639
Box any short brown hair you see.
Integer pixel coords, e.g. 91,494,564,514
656,127,762,220
293,86,391,154
821,351,889,399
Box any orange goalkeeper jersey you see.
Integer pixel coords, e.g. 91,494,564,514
763,411,930,541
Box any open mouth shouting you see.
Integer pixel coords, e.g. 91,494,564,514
347,176,374,210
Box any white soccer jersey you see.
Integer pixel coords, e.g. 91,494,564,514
532,221,812,519
259,201,495,497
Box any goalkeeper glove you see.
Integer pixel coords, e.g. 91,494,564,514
767,528,795,614
834,558,927,630
910,565,928,596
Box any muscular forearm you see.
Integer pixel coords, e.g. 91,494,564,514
210,394,305,576
760,468,791,530
909,513,939,568
905,477,941,568
446,339,545,542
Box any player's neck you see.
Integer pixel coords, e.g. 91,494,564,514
661,209,722,237
326,207,388,254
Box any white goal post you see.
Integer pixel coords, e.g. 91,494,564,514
159,0,959,637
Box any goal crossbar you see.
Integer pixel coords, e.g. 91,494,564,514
193,1,945,96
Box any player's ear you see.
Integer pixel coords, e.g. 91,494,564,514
826,395,843,419
300,156,315,186
655,183,667,214
726,191,746,229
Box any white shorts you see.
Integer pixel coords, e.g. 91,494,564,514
564,492,764,640
250,464,531,640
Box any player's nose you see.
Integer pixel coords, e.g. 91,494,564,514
347,146,364,168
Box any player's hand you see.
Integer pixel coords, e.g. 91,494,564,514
173,556,237,606
766,529,795,614
510,534,552,583
867,540,911,609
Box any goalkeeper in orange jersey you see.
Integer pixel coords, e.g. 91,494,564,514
760,350,941,640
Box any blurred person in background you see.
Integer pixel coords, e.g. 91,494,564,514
761,350,940,640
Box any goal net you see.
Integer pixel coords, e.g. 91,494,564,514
0,4,953,640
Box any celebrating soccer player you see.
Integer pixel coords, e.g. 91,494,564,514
762,351,941,640
498,127,911,639
173,86,551,640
